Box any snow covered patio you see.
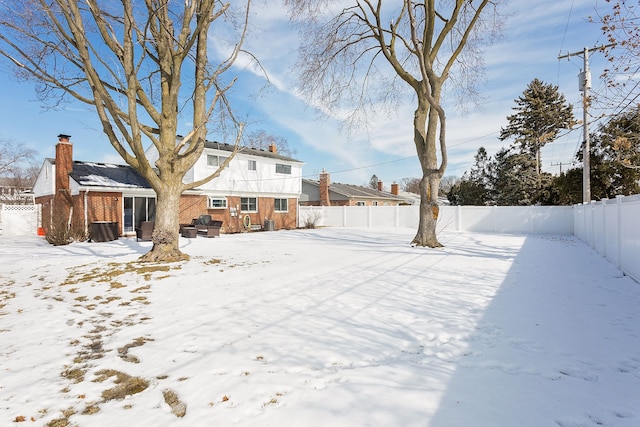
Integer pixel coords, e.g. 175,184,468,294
0,228,638,426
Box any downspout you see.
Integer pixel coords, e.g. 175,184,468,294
84,190,89,236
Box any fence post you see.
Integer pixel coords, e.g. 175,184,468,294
616,195,624,269
492,205,497,233
602,198,608,260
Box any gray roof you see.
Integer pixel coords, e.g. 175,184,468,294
204,141,303,163
303,179,404,201
69,161,151,189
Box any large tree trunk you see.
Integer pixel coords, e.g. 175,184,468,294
139,185,187,263
412,174,442,247
411,95,443,248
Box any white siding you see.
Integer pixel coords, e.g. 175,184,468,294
32,160,55,198
190,148,302,197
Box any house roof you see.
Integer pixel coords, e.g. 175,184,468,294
46,139,302,190
204,140,303,163
302,179,404,201
52,159,151,189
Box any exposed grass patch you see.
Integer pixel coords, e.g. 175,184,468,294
81,403,100,415
163,389,187,418
100,296,121,304
60,262,181,287
46,407,76,427
61,367,86,383
118,337,154,363
94,370,149,401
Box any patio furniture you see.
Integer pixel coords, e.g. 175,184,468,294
197,220,223,238
135,221,154,242
181,226,197,238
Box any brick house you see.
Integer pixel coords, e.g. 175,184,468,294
300,170,404,206
33,135,303,237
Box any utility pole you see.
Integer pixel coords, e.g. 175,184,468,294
551,162,566,175
558,44,615,203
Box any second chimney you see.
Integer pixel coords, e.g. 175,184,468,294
319,169,331,206
55,134,73,195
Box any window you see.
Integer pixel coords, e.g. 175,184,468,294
248,159,257,171
356,201,366,206
207,154,227,167
208,197,227,209
275,163,291,174
241,197,257,212
373,201,379,206
274,198,288,212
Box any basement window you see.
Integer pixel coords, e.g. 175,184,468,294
208,197,227,209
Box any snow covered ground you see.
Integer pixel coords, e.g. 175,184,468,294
0,228,639,426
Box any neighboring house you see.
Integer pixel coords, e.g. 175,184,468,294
33,135,303,237
300,170,404,206
393,190,450,206
0,177,34,205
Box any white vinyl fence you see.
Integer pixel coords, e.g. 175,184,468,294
299,205,575,235
0,204,40,237
573,194,640,283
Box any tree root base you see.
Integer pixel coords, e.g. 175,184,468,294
138,248,189,263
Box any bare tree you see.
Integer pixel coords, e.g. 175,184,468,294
439,175,459,195
0,139,36,178
0,138,37,204
401,177,421,194
591,1,640,112
246,129,296,157
286,0,501,247
0,0,251,261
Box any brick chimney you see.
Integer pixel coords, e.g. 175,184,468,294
391,183,399,195
55,134,73,195
319,169,331,206
377,180,383,192
268,143,277,153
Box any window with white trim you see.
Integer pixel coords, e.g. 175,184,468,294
248,159,257,171
356,201,366,206
274,198,288,212
208,197,228,209
241,197,257,212
207,154,228,167
275,163,291,174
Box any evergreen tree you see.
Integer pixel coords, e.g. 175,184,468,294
489,148,538,206
499,79,575,178
447,147,491,205
369,174,380,190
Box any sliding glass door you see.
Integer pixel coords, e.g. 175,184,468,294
123,196,156,232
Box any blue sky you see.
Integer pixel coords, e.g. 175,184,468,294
0,0,611,187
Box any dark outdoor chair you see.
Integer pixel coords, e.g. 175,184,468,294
135,221,154,242
193,215,212,226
